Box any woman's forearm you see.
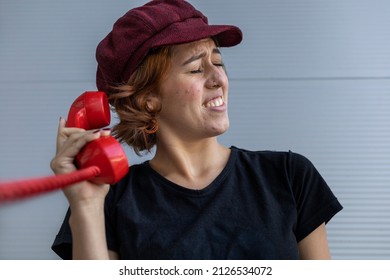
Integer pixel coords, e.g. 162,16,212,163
69,201,110,259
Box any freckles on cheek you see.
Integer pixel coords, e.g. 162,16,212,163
185,84,201,98
174,88,200,104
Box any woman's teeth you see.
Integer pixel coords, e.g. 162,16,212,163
204,96,224,108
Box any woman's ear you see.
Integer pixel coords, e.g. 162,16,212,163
145,95,162,113
146,99,154,111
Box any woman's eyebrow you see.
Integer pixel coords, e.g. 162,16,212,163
182,48,221,66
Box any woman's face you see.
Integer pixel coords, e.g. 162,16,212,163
156,38,229,142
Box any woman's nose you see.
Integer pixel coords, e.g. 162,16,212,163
206,68,225,89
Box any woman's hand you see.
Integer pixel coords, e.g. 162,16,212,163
51,117,114,259
50,117,110,206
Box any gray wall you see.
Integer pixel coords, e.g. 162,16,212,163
1,0,389,259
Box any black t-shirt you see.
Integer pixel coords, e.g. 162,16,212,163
52,146,342,259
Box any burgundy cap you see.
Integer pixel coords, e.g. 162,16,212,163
96,0,242,94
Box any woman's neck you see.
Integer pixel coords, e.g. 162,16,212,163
149,138,230,190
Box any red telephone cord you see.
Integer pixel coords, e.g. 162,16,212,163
0,166,100,202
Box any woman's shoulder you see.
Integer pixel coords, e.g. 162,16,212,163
231,146,309,162
230,146,317,176
108,161,150,191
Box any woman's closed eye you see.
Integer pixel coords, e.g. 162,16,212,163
213,62,224,67
190,68,203,74
189,62,224,74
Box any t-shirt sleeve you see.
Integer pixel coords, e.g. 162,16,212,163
288,152,343,242
103,186,120,254
51,208,72,260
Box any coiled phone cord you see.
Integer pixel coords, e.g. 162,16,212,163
0,166,100,202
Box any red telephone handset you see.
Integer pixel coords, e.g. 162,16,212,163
0,91,129,201
66,91,128,184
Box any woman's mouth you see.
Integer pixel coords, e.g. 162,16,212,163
203,96,224,108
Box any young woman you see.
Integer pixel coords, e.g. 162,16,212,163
51,0,342,260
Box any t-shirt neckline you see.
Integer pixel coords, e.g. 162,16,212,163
143,146,238,196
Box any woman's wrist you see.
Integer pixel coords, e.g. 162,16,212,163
68,197,105,221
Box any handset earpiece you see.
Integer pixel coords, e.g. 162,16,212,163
67,91,110,130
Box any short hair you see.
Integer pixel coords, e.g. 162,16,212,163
108,46,173,155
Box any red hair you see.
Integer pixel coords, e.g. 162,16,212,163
107,46,173,155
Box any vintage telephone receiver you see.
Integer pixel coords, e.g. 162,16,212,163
66,91,128,184
0,91,129,201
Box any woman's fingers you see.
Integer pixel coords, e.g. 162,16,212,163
51,117,112,175
56,117,85,153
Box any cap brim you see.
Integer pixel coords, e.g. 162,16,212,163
151,20,242,48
